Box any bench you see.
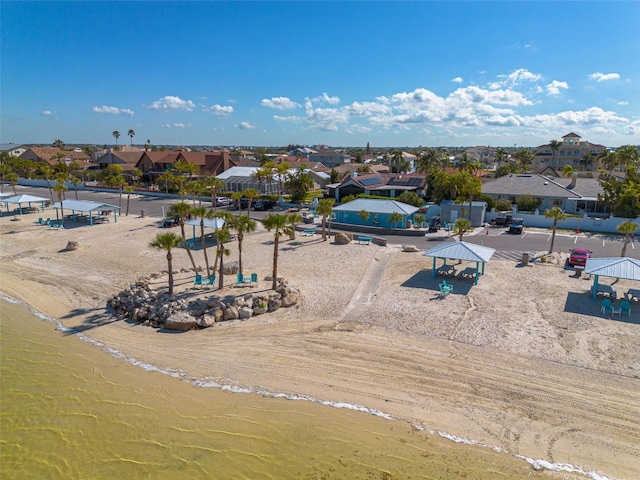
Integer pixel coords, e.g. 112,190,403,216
303,228,316,236
357,235,373,245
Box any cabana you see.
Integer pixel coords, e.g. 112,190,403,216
3,194,49,214
585,257,640,301
51,200,120,226
423,241,496,285
185,217,225,241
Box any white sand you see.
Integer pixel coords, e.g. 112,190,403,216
1,211,639,479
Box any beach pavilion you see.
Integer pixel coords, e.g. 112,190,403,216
51,199,120,226
423,241,496,285
585,257,640,301
2,194,49,215
184,217,226,243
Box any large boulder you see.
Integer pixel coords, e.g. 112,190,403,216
334,232,352,245
238,306,253,319
223,306,239,321
65,240,81,251
164,311,197,331
281,293,299,308
221,261,239,275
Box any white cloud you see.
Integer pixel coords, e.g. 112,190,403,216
92,105,134,116
451,77,463,83
204,104,234,116
546,80,569,96
492,68,542,89
346,124,372,134
146,96,196,111
274,115,303,123
236,121,256,130
589,72,620,82
260,97,301,110
617,101,629,106
41,110,57,116
160,123,188,129
311,92,341,105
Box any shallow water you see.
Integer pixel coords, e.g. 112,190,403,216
1,299,560,479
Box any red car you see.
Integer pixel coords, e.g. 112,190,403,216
569,248,592,267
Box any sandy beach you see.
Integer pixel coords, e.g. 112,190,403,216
1,208,639,479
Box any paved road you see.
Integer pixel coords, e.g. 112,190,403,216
8,185,639,260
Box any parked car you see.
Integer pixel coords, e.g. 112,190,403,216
163,217,180,228
428,216,441,232
569,248,592,267
231,198,253,210
508,218,524,234
214,196,231,207
253,199,277,211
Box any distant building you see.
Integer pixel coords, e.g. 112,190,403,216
328,172,425,202
20,147,91,167
0,143,29,157
309,149,351,168
534,132,605,170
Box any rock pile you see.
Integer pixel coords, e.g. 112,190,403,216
107,278,301,330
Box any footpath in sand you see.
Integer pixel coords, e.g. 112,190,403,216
1,211,639,479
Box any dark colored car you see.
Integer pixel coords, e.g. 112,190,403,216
232,198,253,210
508,218,524,234
253,200,277,211
569,248,592,267
163,217,180,228
428,216,441,232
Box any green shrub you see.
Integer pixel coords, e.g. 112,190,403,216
516,195,538,212
495,199,512,212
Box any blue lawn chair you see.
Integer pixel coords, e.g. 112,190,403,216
194,274,204,287
620,300,631,317
438,282,453,297
251,273,258,286
600,298,613,315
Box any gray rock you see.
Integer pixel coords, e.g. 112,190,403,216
164,311,197,331
238,306,253,319
221,261,239,275
223,306,239,321
281,293,299,308
268,298,281,312
334,232,352,244
197,314,216,328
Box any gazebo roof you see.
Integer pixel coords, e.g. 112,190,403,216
185,217,225,229
423,241,496,263
3,194,49,204
52,200,120,212
584,257,640,282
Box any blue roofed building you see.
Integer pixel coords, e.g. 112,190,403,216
332,198,420,229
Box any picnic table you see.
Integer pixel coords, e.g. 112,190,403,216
459,267,477,280
357,235,372,245
627,288,640,301
437,264,456,276
593,284,617,300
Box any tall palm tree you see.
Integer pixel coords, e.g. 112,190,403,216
617,221,639,257
243,188,260,214
263,213,300,290
71,177,82,200
149,232,183,294
39,165,55,203
6,172,19,195
316,198,335,241
53,139,65,149
545,207,567,254
416,149,442,174
389,150,404,174
128,129,135,147
204,176,225,213
616,145,639,172
215,227,232,289
190,205,215,277
229,214,257,275
549,139,561,167
112,130,120,150
52,182,68,225
168,202,198,272
598,150,618,173
231,191,244,215
494,147,508,166
454,218,472,242
124,185,134,216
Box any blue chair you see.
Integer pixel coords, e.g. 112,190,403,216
36,217,43,224
438,282,453,297
601,298,613,315
194,274,203,287
251,273,258,286
620,300,631,317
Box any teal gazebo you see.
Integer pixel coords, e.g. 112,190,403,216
423,241,496,285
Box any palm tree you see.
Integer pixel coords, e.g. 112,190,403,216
494,147,508,167
357,209,370,225
204,176,225,213
168,202,198,272
215,227,232,289
549,139,561,166
390,150,404,174
112,130,120,150
53,139,65,149
128,129,135,147
52,182,68,225
617,221,639,257
388,211,404,229
39,165,55,203
562,164,577,179
598,150,618,172
149,232,183,294
616,145,639,172
191,205,215,277
243,188,260,214
454,218,472,242
124,185,134,216
263,213,300,290
231,191,244,215
229,214,257,275
71,177,82,200
6,172,19,195
416,149,442,174
545,207,567,254
316,198,335,241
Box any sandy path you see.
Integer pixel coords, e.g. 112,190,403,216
1,212,639,479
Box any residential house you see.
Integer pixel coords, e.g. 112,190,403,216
0,143,30,157
328,172,425,202
309,149,351,168
98,150,144,172
20,147,91,167
287,147,318,158
481,172,605,214
136,150,237,182
534,132,606,170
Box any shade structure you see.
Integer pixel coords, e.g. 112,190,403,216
3,194,49,214
585,257,640,300
185,217,226,240
51,200,120,225
423,241,496,285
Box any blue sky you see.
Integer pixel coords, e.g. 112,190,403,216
2,1,639,148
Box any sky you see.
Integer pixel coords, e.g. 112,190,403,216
2,1,639,149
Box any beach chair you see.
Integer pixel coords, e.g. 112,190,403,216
619,300,631,317
208,274,216,286
251,273,258,286
438,282,453,297
194,274,204,287
36,217,43,225
600,298,613,315
43,218,51,226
